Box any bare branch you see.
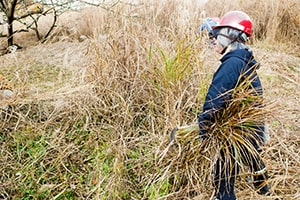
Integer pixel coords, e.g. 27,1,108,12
0,0,108,50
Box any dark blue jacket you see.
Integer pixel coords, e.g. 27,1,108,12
198,48,264,146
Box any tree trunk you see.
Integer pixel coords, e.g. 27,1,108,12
7,19,13,46
7,0,18,47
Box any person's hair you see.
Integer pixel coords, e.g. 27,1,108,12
217,27,249,50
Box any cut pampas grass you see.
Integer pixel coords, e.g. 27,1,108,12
155,69,276,198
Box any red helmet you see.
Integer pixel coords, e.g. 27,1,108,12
214,11,252,36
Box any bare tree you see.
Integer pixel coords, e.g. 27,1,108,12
0,0,82,50
0,0,115,52
0,0,45,47
0,0,18,46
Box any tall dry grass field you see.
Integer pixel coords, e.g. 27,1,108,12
0,0,299,199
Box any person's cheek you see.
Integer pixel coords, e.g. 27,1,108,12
214,42,221,53
213,39,218,50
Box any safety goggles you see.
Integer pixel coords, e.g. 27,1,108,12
211,28,221,39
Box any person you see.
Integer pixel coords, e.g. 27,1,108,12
197,11,270,200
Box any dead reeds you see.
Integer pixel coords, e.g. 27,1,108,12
0,0,299,199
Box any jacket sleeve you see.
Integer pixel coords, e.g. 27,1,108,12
198,58,242,136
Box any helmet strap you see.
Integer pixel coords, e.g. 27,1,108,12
218,31,245,54
217,32,245,43
220,46,228,55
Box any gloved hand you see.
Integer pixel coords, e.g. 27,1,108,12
199,130,209,142
170,127,178,142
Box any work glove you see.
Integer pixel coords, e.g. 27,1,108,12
199,130,209,142
170,127,178,142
